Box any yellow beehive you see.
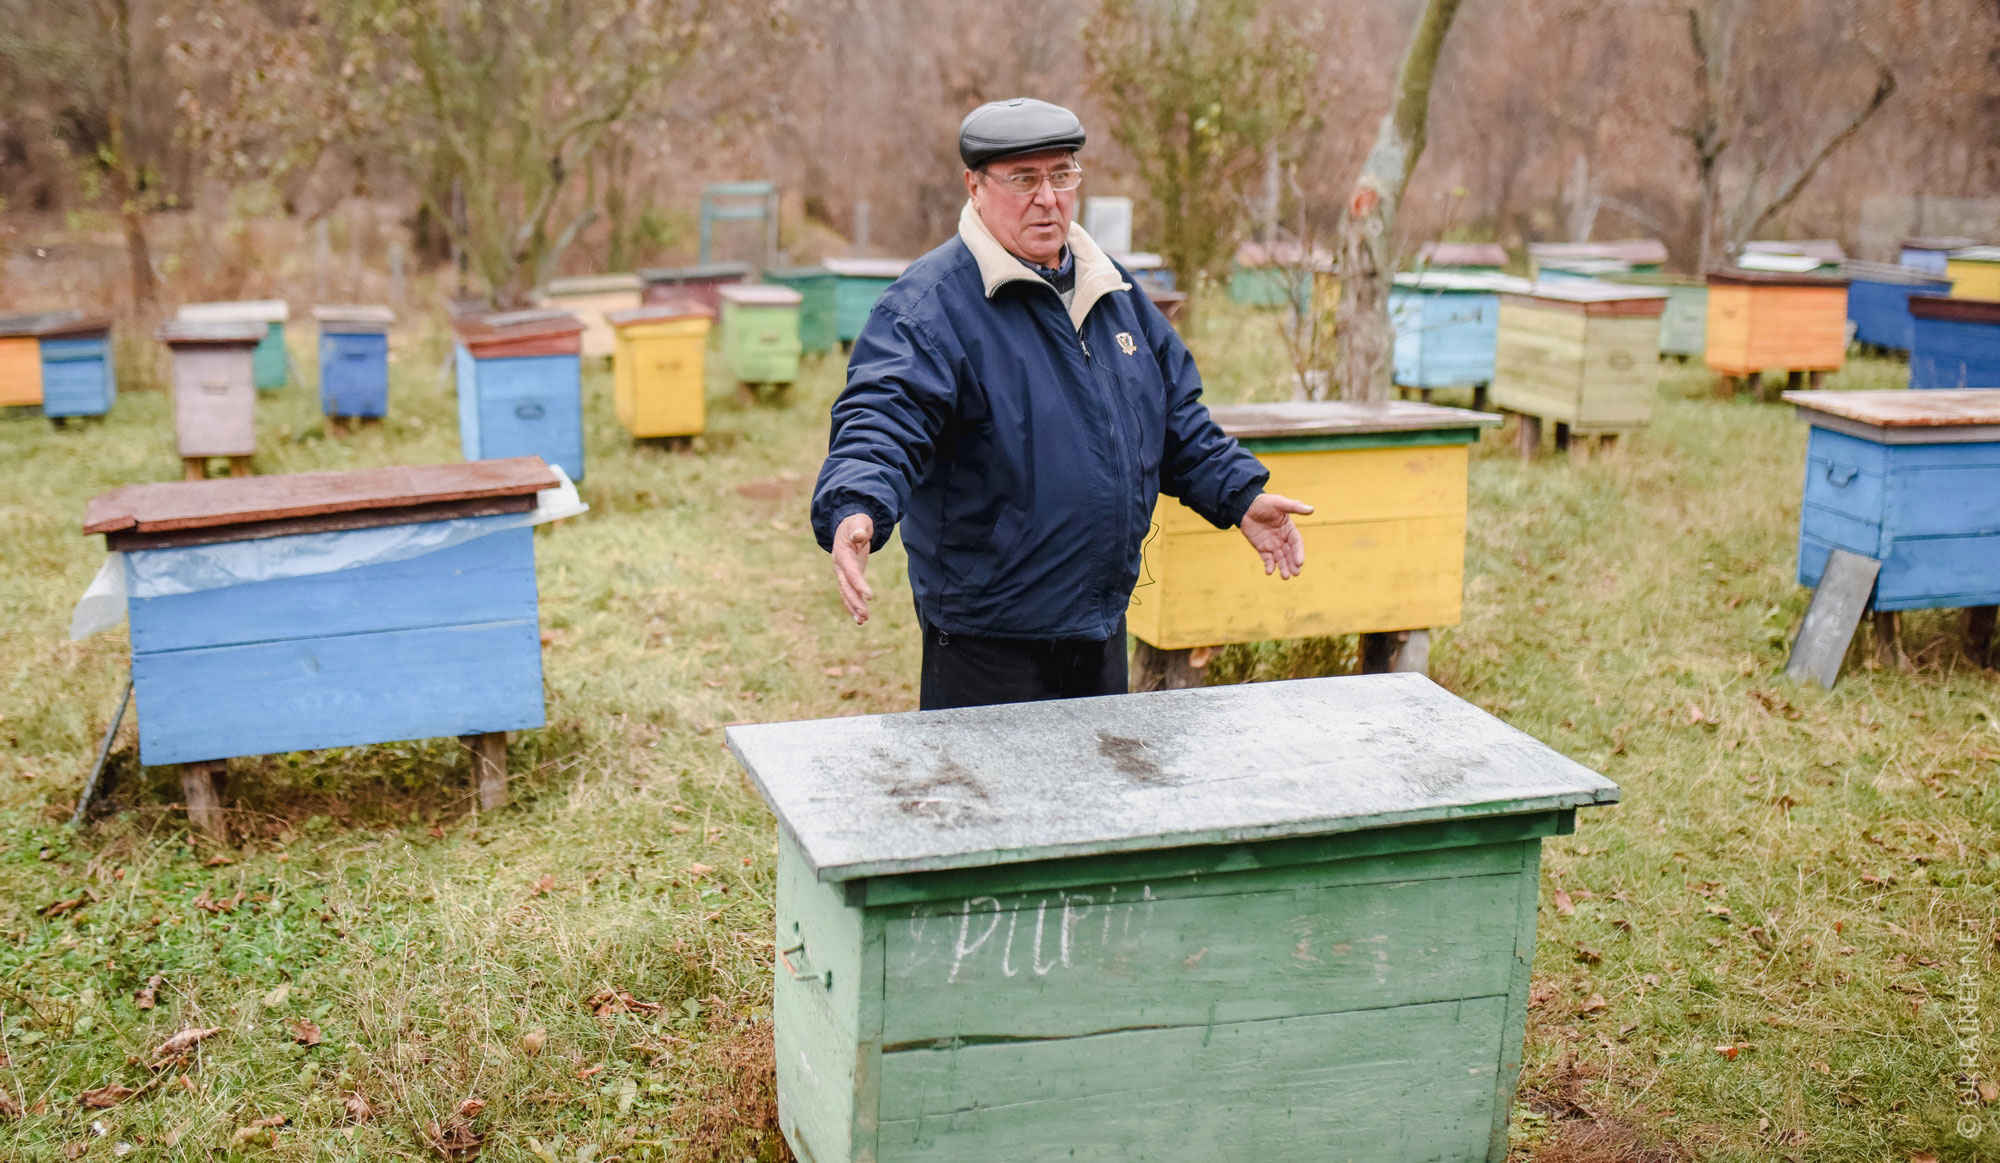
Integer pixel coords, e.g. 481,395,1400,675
1126,401,1499,651
1490,282,1667,433
1947,247,2000,301
0,324,43,406
1703,267,1849,375
608,302,713,438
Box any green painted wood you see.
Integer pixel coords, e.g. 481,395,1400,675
1239,426,1487,453
1488,840,1543,1161
874,996,1509,1162
775,828,867,1163
878,849,1528,1043
861,810,1570,908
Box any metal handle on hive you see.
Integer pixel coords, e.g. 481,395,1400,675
779,941,833,990
514,401,545,420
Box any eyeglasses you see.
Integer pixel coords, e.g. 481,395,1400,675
983,165,1084,195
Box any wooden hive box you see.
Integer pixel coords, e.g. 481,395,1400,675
1525,239,1666,280
1389,272,1532,391
1703,267,1849,377
314,305,394,419
1489,281,1666,433
718,284,804,386
1116,251,1175,292
453,309,586,483
1127,401,1499,652
1742,239,1845,271
1227,242,1331,310
639,262,752,314
607,301,714,438
1899,238,1981,278
1785,389,2000,609
1841,262,1953,353
1616,273,1708,359
158,320,263,460
1,312,115,415
763,266,839,354
537,273,643,360
825,258,912,346
1947,246,2000,302
1414,241,1509,275
1145,287,1188,326
1909,296,2000,390
82,458,565,826
726,674,1620,1163
177,300,291,391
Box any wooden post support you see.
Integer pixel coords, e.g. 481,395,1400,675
1130,640,1204,692
1552,421,1572,453
1360,629,1430,675
1745,371,1763,400
181,760,227,840
1471,382,1488,411
182,457,207,481
464,731,509,810
1872,610,1902,669
1807,370,1828,389
228,456,253,478
1515,413,1541,459
1596,433,1619,454
1966,605,1997,668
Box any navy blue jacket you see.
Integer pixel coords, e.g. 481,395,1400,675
810,222,1267,641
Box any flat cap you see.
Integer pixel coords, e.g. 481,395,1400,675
958,98,1086,169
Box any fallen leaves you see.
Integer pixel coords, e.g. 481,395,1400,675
422,1098,487,1159
79,1084,136,1109
149,1026,222,1068
1552,887,1575,916
40,893,92,918
342,1091,375,1124
587,990,663,1018
134,975,164,1009
520,1028,547,1056
1715,1042,1742,1060
231,1113,285,1144
0,1091,21,1119
190,887,246,915
1979,1078,2000,1105
288,1019,322,1047
531,874,556,896
1578,992,1609,1015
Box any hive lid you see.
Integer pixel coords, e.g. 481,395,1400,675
1115,251,1165,270
639,262,754,282
1537,258,1632,276
1416,241,1509,268
1611,271,1707,289
1735,252,1826,274
1783,388,2000,438
719,284,803,306
1903,236,1982,252
1909,295,2000,325
1393,271,1533,294
312,304,396,328
452,309,584,340
176,299,289,324
1706,266,1850,287
763,265,833,280
84,457,559,538
1743,239,1846,263
1839,261,1953,287
1952,246,2000,262
822,257,911,279
541,273,643,296
728,673,1620,883
1527,239,1669,266
1208,399,1502,441
0,310,110,338
1234,241,1336,271
1513,280,1669,302
157,319,268,345
605,301,716,326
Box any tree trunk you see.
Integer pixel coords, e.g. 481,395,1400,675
1331,0,1466,403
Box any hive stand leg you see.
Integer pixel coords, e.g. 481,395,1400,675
1472,382,1489,411
1871,610,1903,670
50,416,68,430
1965,606,1997,668
181,761,227,840
228,456,253,478
1744,371,1765,400
1514,413,1541,459
1807,370,1828,389
1596,433,1619,454
1130,641,1204,692
1553,422,1572,453
1360,629,1430,675
1785,370,1805,394
464,731,509,810
182,457,207,481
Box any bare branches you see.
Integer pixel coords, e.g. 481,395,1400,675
1736,60,1896,245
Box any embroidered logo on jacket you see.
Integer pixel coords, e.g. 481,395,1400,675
1115,331,1138,355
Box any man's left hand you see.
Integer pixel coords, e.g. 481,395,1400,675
1238,492,1313,579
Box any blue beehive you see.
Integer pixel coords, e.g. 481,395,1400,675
315,305,395,419
1390,272,1531,392
453,309,586,483
1909,297,2000,390
1900,238,1982,277
1118,251,1176,292
0,312,115,418
1842,262,1953,353
80,458,574,826
1787,389,2000,610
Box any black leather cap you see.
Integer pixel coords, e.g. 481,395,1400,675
958,98,1086,169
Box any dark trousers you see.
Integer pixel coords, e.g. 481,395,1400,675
918,617,1129,710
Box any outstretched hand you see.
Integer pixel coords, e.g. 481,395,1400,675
832,512,876,624
1238,492,1312,579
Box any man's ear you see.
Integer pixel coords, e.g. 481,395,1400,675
963,168,979,201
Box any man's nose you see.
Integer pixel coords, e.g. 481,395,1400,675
1030,179,1058,209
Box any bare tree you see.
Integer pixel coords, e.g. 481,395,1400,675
1330,0,1467,404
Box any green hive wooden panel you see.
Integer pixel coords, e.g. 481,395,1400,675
732,675,1618,1163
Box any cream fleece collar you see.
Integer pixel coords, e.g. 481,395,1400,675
957,200,1130,332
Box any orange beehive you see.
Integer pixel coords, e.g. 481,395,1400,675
1704,268,1849,376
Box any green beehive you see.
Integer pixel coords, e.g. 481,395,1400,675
718,283,803,386
825,258,911,346
177,300,290,390
764,267,838,354
727,674,1620,1163
1618,272,1709,359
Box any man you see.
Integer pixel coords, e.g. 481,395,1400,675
810,97,1312,710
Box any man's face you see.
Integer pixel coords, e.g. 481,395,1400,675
965,149,1080,268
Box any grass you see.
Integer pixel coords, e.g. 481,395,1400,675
0,298,1996,1161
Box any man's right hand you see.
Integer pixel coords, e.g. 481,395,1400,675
832,512,876,625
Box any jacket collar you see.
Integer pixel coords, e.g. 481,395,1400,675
958,200,1130,332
